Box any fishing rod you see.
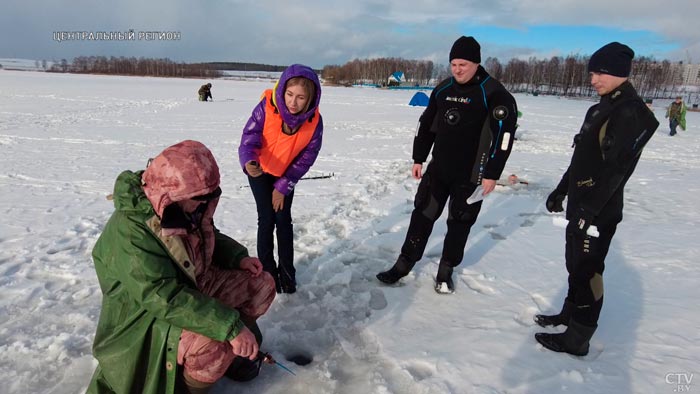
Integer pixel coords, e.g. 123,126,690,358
299,172,334,181
238,172,335,188
257,351,297,376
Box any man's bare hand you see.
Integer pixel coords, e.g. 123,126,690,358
481,179,497,196
411,163,423,179
229,326,259,361
239,257,262,277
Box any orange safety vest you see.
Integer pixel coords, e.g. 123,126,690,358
258,89,320,177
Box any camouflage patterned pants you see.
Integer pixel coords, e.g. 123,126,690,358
177,268,275,383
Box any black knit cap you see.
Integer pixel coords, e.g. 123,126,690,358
588,42,635,77
449,36,481,63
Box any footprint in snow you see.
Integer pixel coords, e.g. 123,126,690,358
489,231,507,240
368,288,388,310
403,360,435,382
461,275,497,295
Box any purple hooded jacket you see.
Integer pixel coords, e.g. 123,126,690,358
238,64,323,195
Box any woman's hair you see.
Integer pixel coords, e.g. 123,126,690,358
285,77,316,114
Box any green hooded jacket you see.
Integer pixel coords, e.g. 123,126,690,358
87,165,249,393
666,101,687,131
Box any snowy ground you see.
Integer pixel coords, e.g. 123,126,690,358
1,69,699,394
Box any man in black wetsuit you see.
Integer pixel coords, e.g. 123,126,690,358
376,36,518,294
534,42,659,356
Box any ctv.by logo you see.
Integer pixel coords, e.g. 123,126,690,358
665,372,694,392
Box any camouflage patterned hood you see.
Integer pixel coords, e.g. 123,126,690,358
141,140,220,218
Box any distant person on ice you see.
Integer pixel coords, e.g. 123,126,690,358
88,140,276,394
376,36,518,294
665,95,686,136
535,42,659,356
238,64,323,294
199,82,213,101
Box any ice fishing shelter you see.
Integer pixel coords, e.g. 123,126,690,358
409,91,429,106
388,71,405,85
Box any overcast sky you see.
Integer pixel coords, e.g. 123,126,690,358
2,0,699,69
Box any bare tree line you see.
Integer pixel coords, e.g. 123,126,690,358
41,54,690,100
322,58,435,86
48,56,221,78
488,55,685,99
204,62,288,72
322,55,688,99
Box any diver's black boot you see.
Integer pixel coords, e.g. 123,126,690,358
376,255,415,284
434,260,454,294
535,319,597,356
534,300,574,327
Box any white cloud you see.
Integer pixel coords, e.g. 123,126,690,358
1,0,698,67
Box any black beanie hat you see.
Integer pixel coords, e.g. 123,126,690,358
449,36,481,63
588,42,635,77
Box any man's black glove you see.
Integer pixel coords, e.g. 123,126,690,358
570,208,595,236
545,190,566,213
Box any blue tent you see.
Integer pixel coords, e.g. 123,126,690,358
409,91,429,106
388,71,405,84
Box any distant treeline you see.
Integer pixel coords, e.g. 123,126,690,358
322,58,435,87
48,56,221,78
322,55,687,99
485,55,684,99
204,62,290,72
42,54,689,99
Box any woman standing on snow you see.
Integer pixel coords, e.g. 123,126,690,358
238,64,323,294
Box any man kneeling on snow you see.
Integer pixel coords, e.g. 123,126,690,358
88,140,276,394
